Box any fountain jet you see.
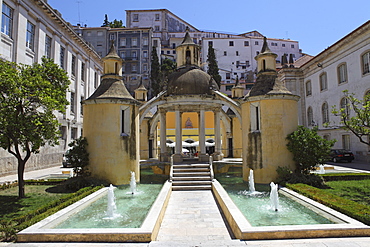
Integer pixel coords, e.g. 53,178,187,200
130,171,137,194
270,182,279,212
106,184,117,218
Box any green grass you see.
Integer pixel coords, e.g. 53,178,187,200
0,185,70,221
324,179,370,207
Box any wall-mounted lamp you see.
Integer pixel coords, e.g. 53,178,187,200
317,63,322,67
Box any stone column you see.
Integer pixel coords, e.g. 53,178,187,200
213,108,224,161
173,108,183,162
159,109,168,161
198,108,208,162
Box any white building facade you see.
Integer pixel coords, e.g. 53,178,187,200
0,0,103,175
280,20,370,162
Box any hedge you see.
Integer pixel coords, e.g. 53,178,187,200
321,173,370,182
287,183,370,226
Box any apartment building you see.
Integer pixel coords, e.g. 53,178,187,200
125,9,303,96
0,0,102,175
75,26,154,94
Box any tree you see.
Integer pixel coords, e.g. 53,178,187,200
109,19,124,28
65,137,90,177
332,90,370,146
101,14,125,28
161,58,176,85
101,14,110,27
206,43,222,89
150,46,161,96
286,126,336,174
0,57,70,198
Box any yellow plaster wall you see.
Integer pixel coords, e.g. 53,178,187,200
242,97,298,184
232,117,243,157
140,119,150,159
83,102,139,185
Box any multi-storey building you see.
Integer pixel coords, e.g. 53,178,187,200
75,26,155,95
125,9,303,96
201,31,301,96
0,0,102,175
280,20,370,162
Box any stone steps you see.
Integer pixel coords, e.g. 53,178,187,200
171,163,212,191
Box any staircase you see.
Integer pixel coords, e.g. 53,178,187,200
171,163,213,191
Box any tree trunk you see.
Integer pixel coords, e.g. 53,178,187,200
18,159,26,198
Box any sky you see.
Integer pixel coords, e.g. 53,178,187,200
48,0,369,56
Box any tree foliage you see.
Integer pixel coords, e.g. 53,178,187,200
101,14,124,28
286,126,336,174
150,46,162,96
206,43,221,89
0,57,70,198
332,90,370,146
65,137,90,177
161,58,176,84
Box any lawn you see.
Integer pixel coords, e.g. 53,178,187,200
324,179,370,207
0,185,71,221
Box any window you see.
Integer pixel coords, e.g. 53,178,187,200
342,135,350,150
97,31,103,36
361,51,370,75
70,92,75,114
291,44,295,48
80,96,84,115
305,80,312,96
45,35,52,58
133,14,139,22
81,62,85,81
143,64,148,72
143,50,148,58
143,37,148,46
236,51,239,56
1,3,13,37
109,33,115,40
87,31,91,36
250,103,260,131
132,64,137,72
154,26,160,31
208,41,213,46
229,41,234,46
226,85,233,91
244,41,249,46
71,127,77,140
172,43,176,49
340,97,350,118
282,44,285,47
153,40,158,47
120,51,125,59
60,46,65,69
246,60,250,67
224,51,227,56
132,38,137,46
256,51,259,56
97,41,103,47
307,107,313,126
322,102,329,124
26,21,35,50
337,63,347,84
226,73,231,79
255,41,259,45
119,38,126,47
155,14,160,21
319,72,327,91
121,106,131,136
94,72,98,88
71,55,76,77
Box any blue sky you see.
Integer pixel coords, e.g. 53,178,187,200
48,0,369,56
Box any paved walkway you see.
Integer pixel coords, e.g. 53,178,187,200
155,191,232,242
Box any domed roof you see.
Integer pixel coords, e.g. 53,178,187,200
166,66,219,95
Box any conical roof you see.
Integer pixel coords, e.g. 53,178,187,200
104,41,120,60
260,36,272,54
87,78,134,100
